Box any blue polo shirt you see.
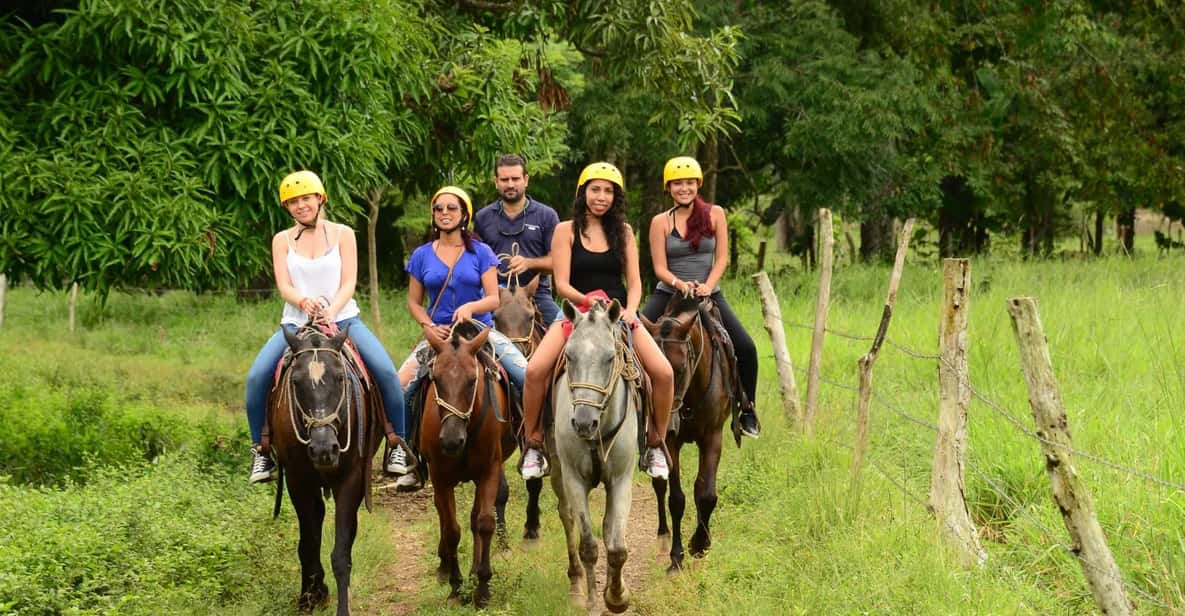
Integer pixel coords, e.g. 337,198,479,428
405,241,500,326
473,197,560,296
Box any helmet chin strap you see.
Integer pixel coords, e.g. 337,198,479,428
292,202,324,241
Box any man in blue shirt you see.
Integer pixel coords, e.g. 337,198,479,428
473,154,562,323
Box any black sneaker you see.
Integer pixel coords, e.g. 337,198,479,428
386,446,416,475
738,409,760,439
249,450,278,484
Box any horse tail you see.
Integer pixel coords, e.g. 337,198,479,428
272,464,285,519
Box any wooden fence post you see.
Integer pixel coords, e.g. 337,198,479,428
756,239,768,272
928,258,986,566
1007,297,1133,615
753,271,800,422
803,208,834,436
68,282,79,333
852,219,915,479
0,274,7,330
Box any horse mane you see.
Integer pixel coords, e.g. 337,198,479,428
448,320,483,348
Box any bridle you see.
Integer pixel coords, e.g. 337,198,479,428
279,344,353,454
655,309,706,412
496,242,541,358
566,327,640,463
433,360,482,421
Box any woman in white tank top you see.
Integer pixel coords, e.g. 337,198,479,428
243,170,411,484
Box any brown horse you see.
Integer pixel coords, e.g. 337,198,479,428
492,277,544,541
266,324,383,615
643,295,737,571
419,322,513,607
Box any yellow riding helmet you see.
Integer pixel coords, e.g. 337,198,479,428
278,170,327,204
663,156,703,186
430,185,474,229
576,162,625,193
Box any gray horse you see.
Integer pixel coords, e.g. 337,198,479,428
549,299,638,613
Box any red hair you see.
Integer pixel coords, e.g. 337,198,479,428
683,195,715,250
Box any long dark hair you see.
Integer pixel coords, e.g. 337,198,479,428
572,182,627,268
679,194,715,251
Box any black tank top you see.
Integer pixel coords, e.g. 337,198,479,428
570,230,627,305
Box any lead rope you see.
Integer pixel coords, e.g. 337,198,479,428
281,346,352,454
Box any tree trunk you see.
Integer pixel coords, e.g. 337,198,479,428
700,137,719,204
859,210,894,263
1116,207,1135,255
366,187,384,336
638,168,666,289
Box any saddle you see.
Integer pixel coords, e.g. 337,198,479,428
696,298,755,448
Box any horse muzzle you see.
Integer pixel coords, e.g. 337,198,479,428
307,429,341,470
571,409,600,440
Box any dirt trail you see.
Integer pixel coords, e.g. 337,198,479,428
355,472,671,615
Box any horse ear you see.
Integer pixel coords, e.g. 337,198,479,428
283,327,303,351
467,325,492,351
607,299,622,323
640,315,659,336
561,299,577,322
329,323,350,351
426,326,447,354
525,276,540,297
499,286,513,304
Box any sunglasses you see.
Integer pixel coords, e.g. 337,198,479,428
432,203,462,213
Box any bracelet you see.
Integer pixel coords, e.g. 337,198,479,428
671,277,680,287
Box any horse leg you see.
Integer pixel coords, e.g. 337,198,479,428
690,430,723,557
602,474,633,614
667,444,687,572
471,467,500,609
288,480,329,611
330,473,364,616
551,464,586,605
653,440,670,538
433,483,463,601
523,476,543,540
494,470,510,552
569,483,598,610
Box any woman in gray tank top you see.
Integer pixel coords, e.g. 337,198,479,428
642,156,761,438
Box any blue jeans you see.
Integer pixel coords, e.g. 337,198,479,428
534,291,561,324
402,328,527,425
245,317,406,445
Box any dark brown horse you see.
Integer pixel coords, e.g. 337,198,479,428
419,322,513,607
492,277,544,541
266,324,383,615
643,295,737,571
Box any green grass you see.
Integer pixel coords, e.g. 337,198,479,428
1,251,1183,613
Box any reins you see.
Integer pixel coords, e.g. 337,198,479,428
277,342,354,454
566,330,641,464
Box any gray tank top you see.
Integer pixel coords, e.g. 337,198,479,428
656,215,718,294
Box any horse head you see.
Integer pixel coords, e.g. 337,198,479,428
562,298,624,440
426,320,491,458
282,324,352,471
495,276,540,357
643,295,704,412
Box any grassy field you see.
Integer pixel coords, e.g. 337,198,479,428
1,250,1183,614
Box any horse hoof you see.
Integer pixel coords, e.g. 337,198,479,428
666,559,684,574
475,587,491,609
297,587,329,612
604,590,630,614
523,528,540,541
690,535,711,557
436,567,451,585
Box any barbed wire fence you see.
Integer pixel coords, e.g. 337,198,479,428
753,227,1183,614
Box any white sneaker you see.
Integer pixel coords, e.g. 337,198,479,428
395,472,422,492
521,448,548,480
386,446,415,475
249,450,277,484
644,447,669,480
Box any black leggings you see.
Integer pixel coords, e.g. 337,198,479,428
642,288,758,407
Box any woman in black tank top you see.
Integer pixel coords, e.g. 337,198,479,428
518,162,675,481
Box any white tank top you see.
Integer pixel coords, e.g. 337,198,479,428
280,223,361,326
